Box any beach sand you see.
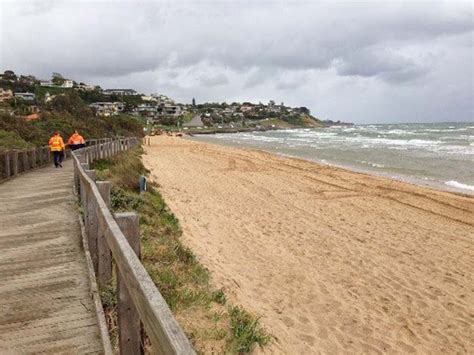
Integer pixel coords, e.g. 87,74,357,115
143,135,473,354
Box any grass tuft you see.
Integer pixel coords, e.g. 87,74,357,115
228,305,272,353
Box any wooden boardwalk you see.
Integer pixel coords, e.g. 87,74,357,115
0,160,104,353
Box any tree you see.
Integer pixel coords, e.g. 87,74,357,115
299,107,310,115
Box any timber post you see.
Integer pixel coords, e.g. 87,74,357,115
4,152,11,178
115,212,143,355
21,151,28,172
96,181,112,287
11,151,18,177
85,169,98,272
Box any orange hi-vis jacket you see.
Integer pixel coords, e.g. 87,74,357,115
49,135,65,152
67,133,85,145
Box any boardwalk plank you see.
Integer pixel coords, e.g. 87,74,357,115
0,161,104,353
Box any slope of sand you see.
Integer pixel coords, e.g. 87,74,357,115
143,136,473,354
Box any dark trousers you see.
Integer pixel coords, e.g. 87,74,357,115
70,144,85,151
53,151,64,167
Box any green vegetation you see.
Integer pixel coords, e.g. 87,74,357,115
92,147,271,353
0,130,34,151
228,306,272,353
0,91,144,150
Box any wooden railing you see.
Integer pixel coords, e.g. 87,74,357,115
0,138,107,182
0,146,52,181
73,137,195,355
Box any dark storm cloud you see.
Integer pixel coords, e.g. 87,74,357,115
1,0,473,123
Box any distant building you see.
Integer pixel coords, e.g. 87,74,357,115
61,80,73,88
40,80,54,87
0,88,13,102
14,92,35,101
137,103,158,116
89,102,124,116
151,94,174,105
103,89,138,96
141,95,157,102
77,83,96,91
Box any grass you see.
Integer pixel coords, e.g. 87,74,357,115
228,306,272,353
92,146,271,354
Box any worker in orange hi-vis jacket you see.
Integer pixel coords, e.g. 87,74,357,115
48,131,65,168
67,130,86,151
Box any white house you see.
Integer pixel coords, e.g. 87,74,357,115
62,80,73,88
103,89,138,96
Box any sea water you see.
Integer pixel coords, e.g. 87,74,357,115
192,122,474,195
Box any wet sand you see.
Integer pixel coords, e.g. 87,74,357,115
143,135,473,354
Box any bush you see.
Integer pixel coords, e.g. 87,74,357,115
0,129,34,151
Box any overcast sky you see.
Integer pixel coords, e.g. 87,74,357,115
1,0,473,123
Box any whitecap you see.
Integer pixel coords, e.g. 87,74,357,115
445,180,474,191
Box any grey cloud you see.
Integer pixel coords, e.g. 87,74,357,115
199,73,229,87
1,1,473,123
244,67,278,89
334,47,429,83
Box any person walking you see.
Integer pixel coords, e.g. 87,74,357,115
48,131,65,168
67,130,86,151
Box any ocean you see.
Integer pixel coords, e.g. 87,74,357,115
192,122,474,195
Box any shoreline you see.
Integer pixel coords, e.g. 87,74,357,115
143,136,473,354
270,150,474,197
189,129,474,197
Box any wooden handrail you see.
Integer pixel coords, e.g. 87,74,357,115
73,137,195,355
0,137,128,182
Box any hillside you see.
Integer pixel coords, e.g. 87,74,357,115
0,91,144,151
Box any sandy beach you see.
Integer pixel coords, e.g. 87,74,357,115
143,135,473,354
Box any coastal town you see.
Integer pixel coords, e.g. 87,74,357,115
0,70,340,132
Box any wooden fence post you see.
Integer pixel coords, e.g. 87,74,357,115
4,152,11,178
22,151,29,172
115,212,142,355
11,151,18,177
85,169,99,272
31,149,37,168
97,181,112,287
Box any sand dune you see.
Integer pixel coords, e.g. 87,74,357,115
143,136,473,354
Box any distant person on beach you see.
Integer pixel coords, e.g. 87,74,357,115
67,130,86,150
48,131,65,168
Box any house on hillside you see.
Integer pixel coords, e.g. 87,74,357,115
89,102,125,116
76,83,96,91
40,80,54,87
62,80,73,88
103,89,138,96
0,88,13,102
136,103,157,117
151,94,174,105
14,92,35,101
